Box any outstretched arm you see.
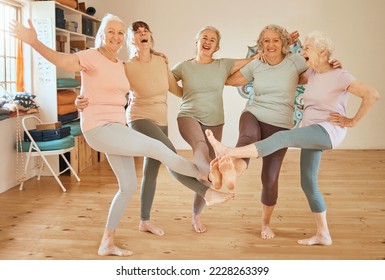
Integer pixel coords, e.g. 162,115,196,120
10,19,82,72
230,57,254,75
328,80,380,127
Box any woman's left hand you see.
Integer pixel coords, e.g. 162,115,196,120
328,112,355,127
252,50,267,63
289,30,300,44
330,59,342,69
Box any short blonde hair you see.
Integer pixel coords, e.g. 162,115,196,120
257,24,291,54
305,30,334,57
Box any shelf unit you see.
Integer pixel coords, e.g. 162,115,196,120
29,1,101,174
30,0,100,123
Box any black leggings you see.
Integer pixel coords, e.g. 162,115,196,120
236,111,288,206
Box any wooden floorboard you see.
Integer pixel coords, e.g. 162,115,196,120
0,149,384,260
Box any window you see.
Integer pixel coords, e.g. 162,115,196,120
0,0,21,93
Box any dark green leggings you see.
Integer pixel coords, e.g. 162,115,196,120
131,119,208,221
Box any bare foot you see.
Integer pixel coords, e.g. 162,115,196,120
218,155,237,190
297,233,332,246
205,129,227,157
209,158,222,189
192,214,207,233
261,225,275,239
139,220,165,236
204,188,235,206
98,244,133,257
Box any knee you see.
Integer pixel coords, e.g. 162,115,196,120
118,185,136,198
261,172,278,189
300,180,325,212
261,185,278,206
237,133,259,147
118,177,137,196
300,174,317,193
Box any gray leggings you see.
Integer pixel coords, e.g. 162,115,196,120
83,123,207,229
256,124,333,212
131,119,209,221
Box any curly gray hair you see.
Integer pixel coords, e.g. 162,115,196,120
257,24,291,54
305,30,335,57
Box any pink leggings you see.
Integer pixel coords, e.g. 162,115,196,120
236,111,288,206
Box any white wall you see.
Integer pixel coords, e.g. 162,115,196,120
82,0,384,148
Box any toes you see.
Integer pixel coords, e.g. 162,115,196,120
205,129,212,138
193,224,207,233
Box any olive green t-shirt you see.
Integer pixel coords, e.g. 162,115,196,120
240,53,307,129
172,58,236,126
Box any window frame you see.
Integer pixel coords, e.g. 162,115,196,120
0,0,22,93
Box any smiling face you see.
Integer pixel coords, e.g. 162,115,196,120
130,21,154,52
302,39,322,70
260,29,284,60
302,31,334,72
101,20,126,52
196,29,219,57
133,26,153,50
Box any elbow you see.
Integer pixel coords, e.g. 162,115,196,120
225,79,240,87
369,89,381,104
225,79,233,86
374,90,381,102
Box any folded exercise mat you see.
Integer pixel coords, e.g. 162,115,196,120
62,120,81,136
57,90,78,105
57,78,80,88
58,103,77,115
58,111,79,123
25,127,71,142
18,135,75,152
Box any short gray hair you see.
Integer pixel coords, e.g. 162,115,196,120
95,13,126,48
305,30,335,57
194,26,222,52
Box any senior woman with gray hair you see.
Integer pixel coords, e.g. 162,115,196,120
222,24,308,240
206,30,380,246
171,26,258,233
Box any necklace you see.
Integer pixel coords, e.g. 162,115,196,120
97,46,118,62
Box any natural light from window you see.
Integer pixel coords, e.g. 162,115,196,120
0,0,21,93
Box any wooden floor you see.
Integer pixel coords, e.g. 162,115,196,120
0,149,384,260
